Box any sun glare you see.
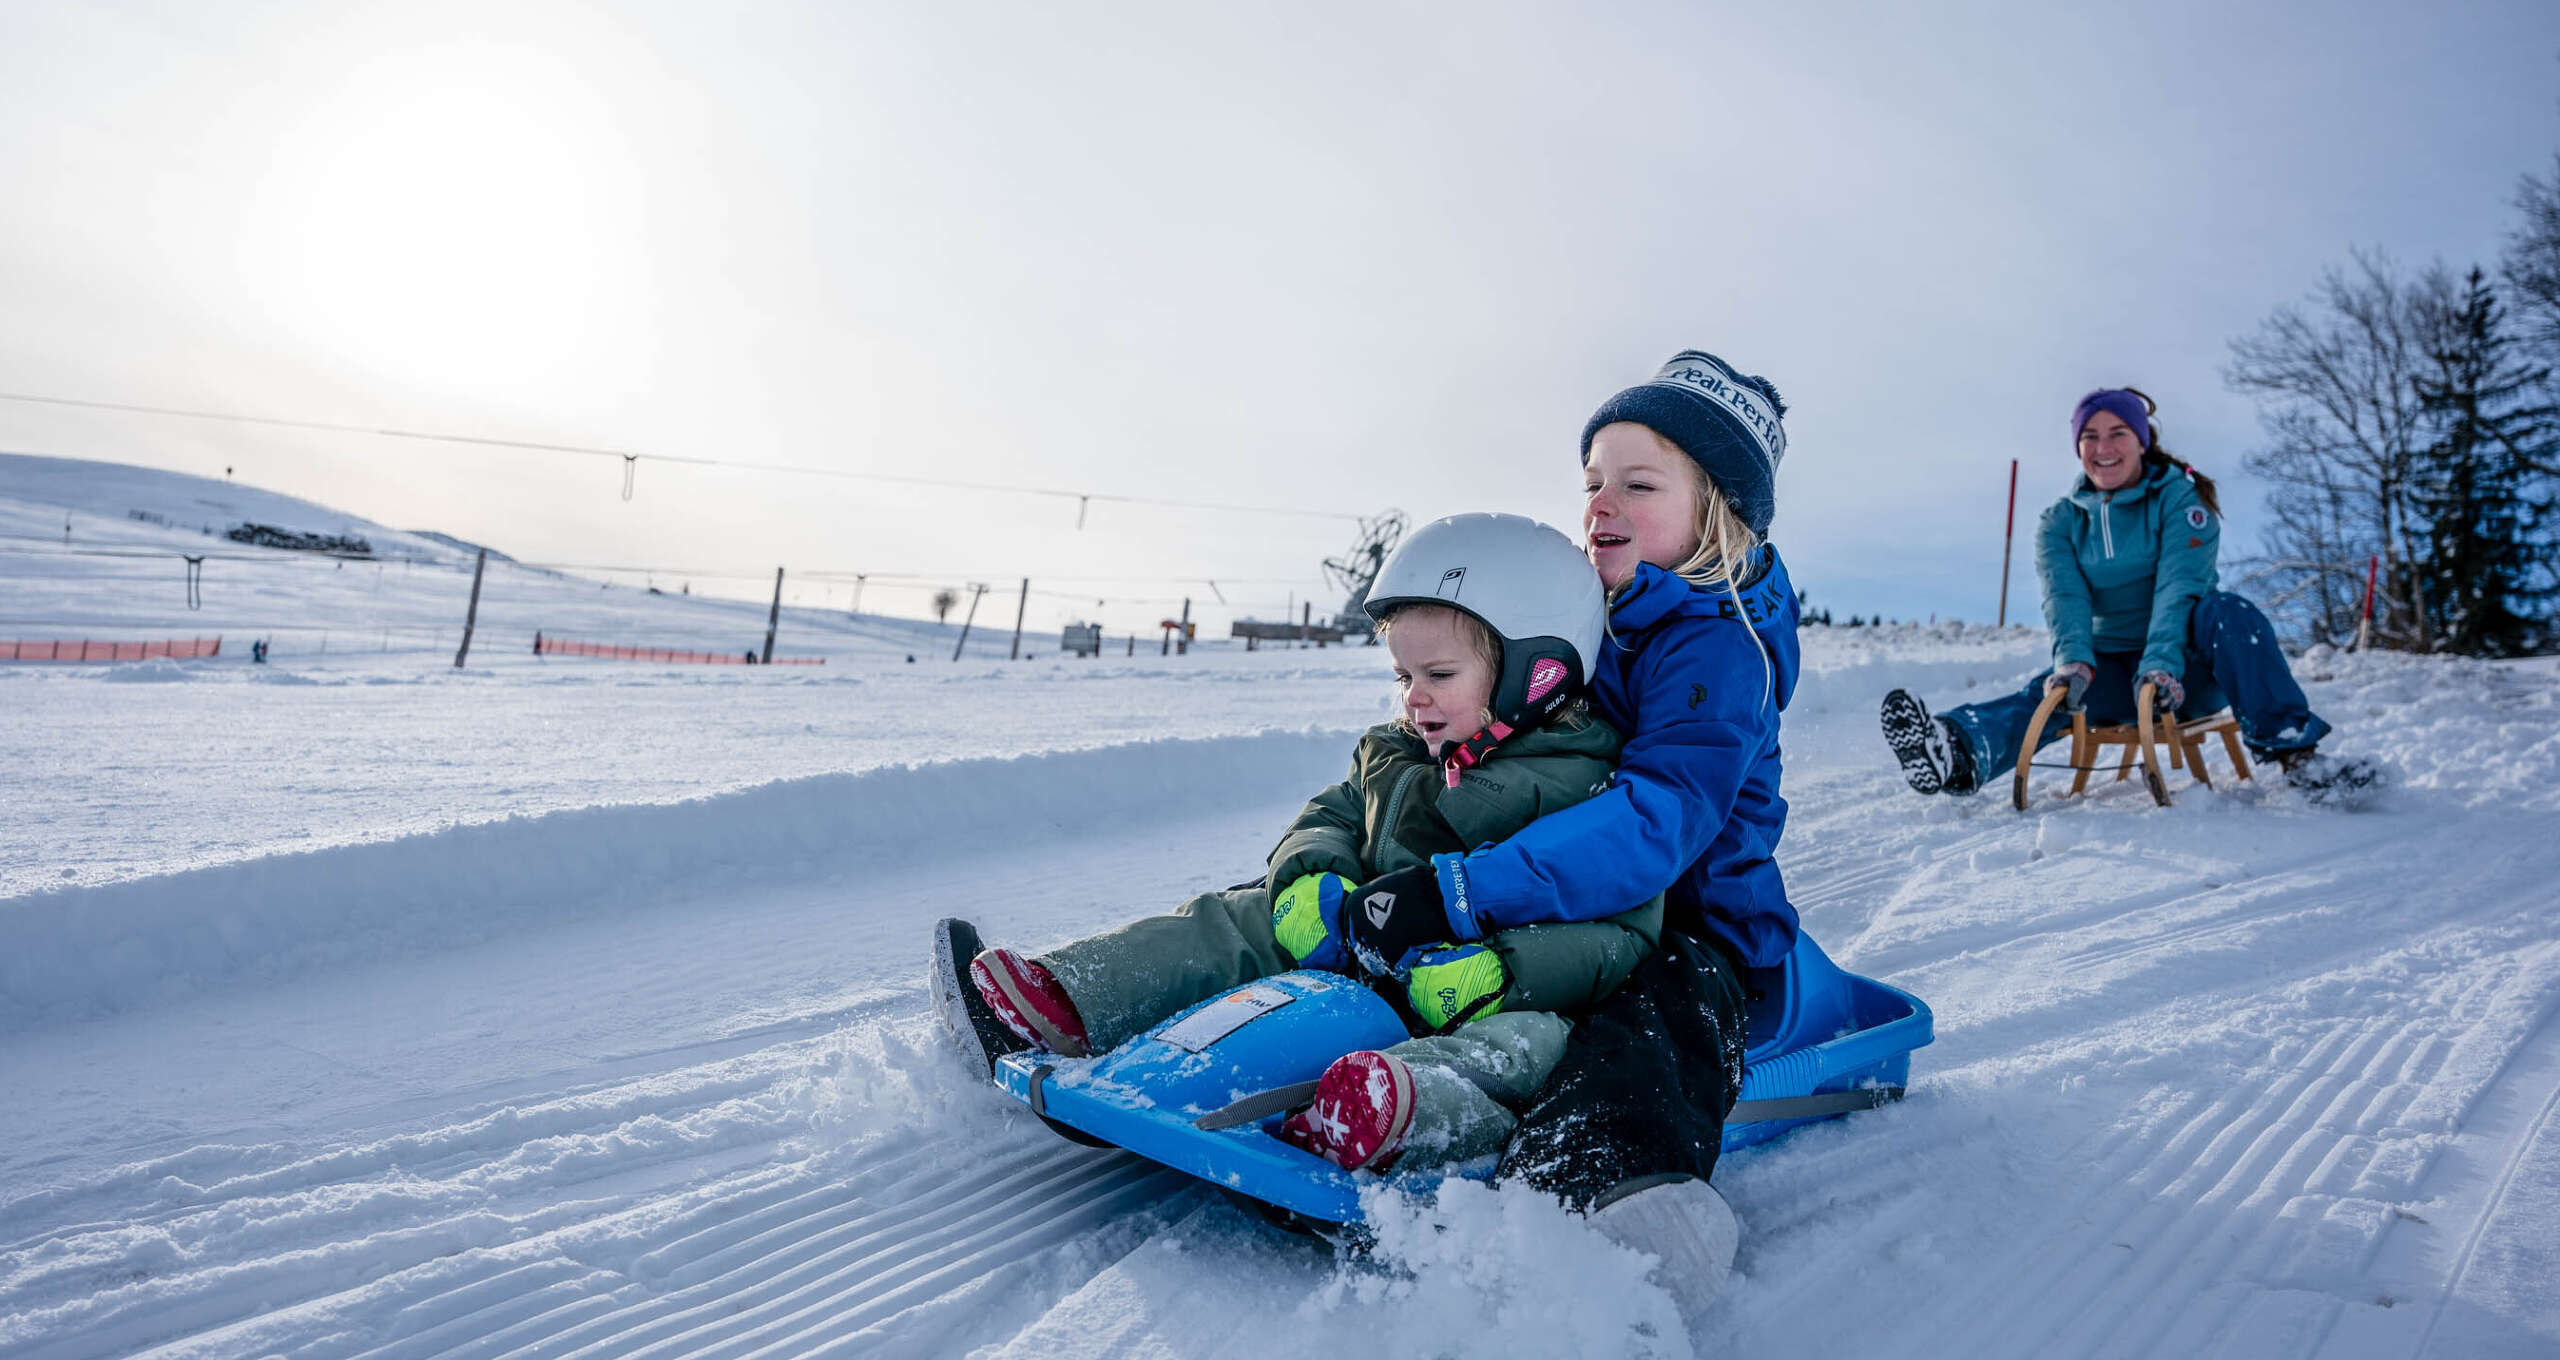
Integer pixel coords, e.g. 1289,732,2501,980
241,42,651,397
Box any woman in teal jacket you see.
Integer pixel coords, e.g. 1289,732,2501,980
1882,387,2338,795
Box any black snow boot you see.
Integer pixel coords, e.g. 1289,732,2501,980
932,918,1028,1077
1881,689,1977,795
2269,747,2386,808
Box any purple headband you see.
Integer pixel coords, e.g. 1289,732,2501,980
2071,389,2151,451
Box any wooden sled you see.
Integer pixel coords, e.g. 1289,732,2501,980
2011,681,2252,810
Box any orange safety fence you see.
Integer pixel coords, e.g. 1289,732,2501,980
2,636,222,662
535,634,824,665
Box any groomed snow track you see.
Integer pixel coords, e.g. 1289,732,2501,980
5,646,2558,1358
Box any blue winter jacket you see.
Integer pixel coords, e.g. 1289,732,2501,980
2038,462,2220,680
1432,548,1802,969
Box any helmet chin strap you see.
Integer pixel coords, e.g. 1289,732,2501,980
1439,651,1576,786
1440,720,1516,788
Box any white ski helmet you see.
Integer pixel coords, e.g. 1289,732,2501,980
1363,513,1606,732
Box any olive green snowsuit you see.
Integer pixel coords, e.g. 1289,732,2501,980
1035,718,1664,1166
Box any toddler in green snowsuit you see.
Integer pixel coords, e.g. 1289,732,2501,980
942,514,1661,1173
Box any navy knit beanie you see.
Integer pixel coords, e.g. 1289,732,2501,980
1580,350,1789,536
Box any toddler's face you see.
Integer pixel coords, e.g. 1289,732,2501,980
1583,422,1705,590
1387,607,1496,757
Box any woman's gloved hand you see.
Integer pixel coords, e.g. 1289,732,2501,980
2045,661,2095,711
2137,669,2184,714
1271,872,1357,973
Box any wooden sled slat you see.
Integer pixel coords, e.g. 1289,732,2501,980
2015,680,2251,811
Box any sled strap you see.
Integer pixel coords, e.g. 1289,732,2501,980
1725,1086,1903,1123
1193,1080,1322,1131
1197,1080,1902,1133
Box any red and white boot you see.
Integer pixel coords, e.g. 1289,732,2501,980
968,948,1092,1058
1281,1050,1416,1171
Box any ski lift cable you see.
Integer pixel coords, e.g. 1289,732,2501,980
0,543,1334,608
0,389,1361,523
519,558,1317,588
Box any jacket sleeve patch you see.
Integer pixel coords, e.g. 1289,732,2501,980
2186,506,2209,530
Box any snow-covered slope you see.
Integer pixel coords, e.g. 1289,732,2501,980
0,452,1075,665
3,458,2556,1359
1,451,447,555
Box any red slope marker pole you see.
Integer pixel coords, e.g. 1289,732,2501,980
1997,459,2018,628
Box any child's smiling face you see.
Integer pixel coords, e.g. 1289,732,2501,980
1386,605,1497,757
1583,422,1705,590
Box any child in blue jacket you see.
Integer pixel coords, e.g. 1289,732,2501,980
1330,349,1801,1311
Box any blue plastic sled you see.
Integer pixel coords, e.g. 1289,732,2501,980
993,929,1932,1225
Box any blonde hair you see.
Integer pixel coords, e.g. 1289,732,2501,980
1376,601,1589,738
1635,427,1774,712
1666,467,1762,595
1376,602,1499,672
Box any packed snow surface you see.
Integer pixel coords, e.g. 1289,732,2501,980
5,458,2559,1358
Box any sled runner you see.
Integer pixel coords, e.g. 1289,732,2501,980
992,930,1931,1226
2011,681,2252,811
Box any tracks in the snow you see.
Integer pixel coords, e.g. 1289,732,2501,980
1717,787,2560,1360
10,654,2560,1359
0,1010,1194,1360
334,1143,1185,1360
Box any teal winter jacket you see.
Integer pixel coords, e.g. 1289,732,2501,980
2036,463,2220,681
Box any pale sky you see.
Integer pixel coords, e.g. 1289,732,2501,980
2,1,2555,634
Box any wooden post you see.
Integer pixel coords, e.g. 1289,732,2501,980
953,582,987,661
1127,633,1134,657
851,574,866,617
1997,458,2018,628
1177,597,1191,656
762,567,784,663
1009,577,1029,660
453,549,487,668
1301,601,1312,648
